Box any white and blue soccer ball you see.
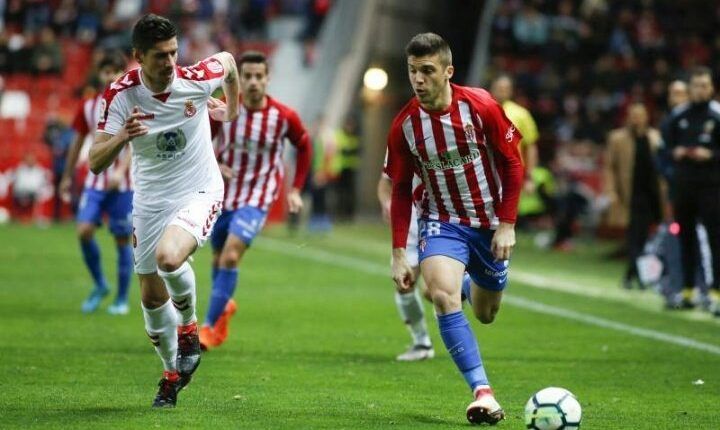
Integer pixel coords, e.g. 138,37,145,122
524,387,582,429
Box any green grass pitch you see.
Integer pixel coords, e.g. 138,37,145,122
0,223,718,429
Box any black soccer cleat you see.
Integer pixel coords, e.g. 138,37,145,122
177,321,202,379
152,372,183,408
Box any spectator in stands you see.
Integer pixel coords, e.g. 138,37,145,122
43,114,73,221
11,153,48,223
334,116,360,222
602,103,664,289
31,26,63,75
299,0,331,67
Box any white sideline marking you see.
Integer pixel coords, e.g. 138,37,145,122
257,237,720,356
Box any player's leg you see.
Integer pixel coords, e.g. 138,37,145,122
76,189,109,313
698,186,720,316
139,272,185,407
199,211,230,349
106,190,133,315
160,196,222,378
133,211,184,408
673,187,698,308
395,218,434,361
419,220,504,425
205,206,267,348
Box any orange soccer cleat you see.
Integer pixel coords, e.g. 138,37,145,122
213,299,238,347
199,325,220,351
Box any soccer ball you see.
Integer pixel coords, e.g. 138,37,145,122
524,387,582,429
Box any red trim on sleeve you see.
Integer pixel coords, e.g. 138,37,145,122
387,111,415,249
71,100,89,135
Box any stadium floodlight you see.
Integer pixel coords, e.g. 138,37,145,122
363,67,388,91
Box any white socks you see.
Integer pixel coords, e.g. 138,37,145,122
395,289,432,347
159,262,197,325
142,300,178,372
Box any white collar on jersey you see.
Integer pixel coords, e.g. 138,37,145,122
138,68,176,95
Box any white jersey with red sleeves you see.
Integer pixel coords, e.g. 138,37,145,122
216,96,309,212
386,84,523,247
72,94,132,192
97,56,226,212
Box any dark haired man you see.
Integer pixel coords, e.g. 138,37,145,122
663,66,720,315
89,14,240,407
60,52,132,315
386,33,523,424
199,50,311,350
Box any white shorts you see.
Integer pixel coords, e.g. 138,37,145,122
132,191,223,274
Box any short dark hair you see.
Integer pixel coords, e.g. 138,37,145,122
98,51,127,72
690,66,713,80
132,14,178,53
405,33,452,66
238,51,268,72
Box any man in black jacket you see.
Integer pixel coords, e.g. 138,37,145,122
662,66,720,315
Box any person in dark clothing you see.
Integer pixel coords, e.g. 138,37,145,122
662,67,720,315
603,103,664,289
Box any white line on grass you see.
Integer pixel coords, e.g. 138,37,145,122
257,237,720,356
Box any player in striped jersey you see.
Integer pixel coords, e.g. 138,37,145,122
199,51,311,350
59,53,133,315
386,33,524,425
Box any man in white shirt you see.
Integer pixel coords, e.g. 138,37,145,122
89,14,240,408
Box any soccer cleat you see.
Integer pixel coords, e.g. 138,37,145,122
212,299,238,347
177,322,201,378
396,344,435,362
199,325,220,351
81,286,109,313
107,301,129,315
152,370,184,408
466,386,505,425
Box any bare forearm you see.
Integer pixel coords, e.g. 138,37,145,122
377,176,392,206
61,135,84,181
89,133,127,174
220,53,239,120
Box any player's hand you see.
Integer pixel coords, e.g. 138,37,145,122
672,146,688,160
107,171,123,190
689,146,713,161
208,97,231,122
522,178,536,194
120,106,150,142
380,199,391,223
219,163,234,180
491,222,516,261
59,177,72,203
287,188,303,213
392,249,415,292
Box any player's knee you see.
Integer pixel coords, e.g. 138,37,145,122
156,249,184,272
219,250,239,268
473,306,498,324
430,289,459,313
77,224,94,241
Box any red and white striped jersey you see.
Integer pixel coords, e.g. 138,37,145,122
386,84,524,248
71,94,132,192
214,96,311,212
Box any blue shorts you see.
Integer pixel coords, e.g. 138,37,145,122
211,205,268,250
418,219,509,291
76,189,133,237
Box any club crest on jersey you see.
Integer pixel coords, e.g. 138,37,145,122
184,99,197,117
464,123,475,142
156,129,187,160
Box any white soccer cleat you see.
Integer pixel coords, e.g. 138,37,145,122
466,386,505,425
396,344,435,362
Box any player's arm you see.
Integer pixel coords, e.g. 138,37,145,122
208,52,239,122
286,111,312,213
59,133,85,201
485,102,524,261
387,121,415,290
377,174,392,223
107,145,132,190
90,106,149,174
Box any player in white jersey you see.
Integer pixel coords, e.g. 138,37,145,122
198,51,311,350
59,53,133,315
88,14,240,408
378,165,436,361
